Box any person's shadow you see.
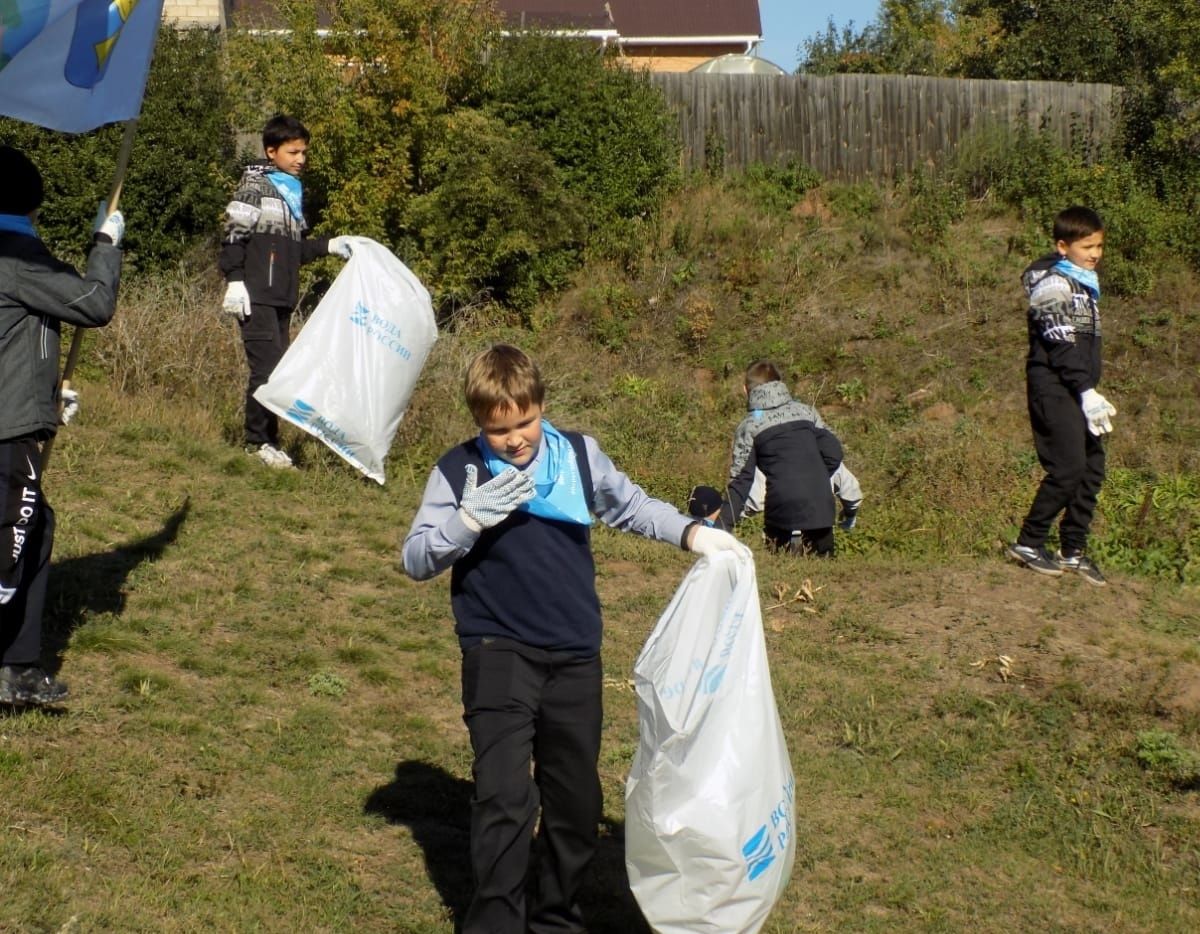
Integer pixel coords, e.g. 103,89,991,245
41,498,191,674
364,760,650,933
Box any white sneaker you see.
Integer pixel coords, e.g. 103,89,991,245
252,443,294,469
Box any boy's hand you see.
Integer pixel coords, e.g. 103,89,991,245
328,236,354,259
459,464,536,530
1080,389,1116,436
222,282,251,322
688,525,751,559
839,505,859,531
92,202,124,246
59,388,79,425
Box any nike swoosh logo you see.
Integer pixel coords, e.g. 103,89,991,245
25,454,37,482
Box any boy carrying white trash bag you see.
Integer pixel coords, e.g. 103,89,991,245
627,549,796,934
254,237,437,483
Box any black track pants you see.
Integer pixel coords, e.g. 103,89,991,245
766,525,836,557
460,640,602,934
0,437,54,666
240,303,292,446
1018,386,1106,554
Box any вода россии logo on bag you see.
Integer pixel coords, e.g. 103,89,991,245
741,825,776,881
283,397,356,460
348,300,413,360
349,300,369,327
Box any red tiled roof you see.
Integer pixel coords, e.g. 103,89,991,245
607,0,761,39
494,1,613,31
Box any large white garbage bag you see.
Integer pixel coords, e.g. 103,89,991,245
626,550,795,933
254,237,436,484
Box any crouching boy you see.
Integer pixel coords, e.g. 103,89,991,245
402,344,745,933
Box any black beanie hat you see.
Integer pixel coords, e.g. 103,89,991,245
686,485,724,519
0,146,45,215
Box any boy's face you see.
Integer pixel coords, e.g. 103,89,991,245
265,139,308,177
1057,230,1104,270
479,402,543,467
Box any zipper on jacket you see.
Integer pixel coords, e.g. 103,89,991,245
268,248,276,288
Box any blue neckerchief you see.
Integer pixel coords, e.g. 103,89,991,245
1053,257,1100,299
0,214,38,238
478,420,593,526
266,171,305,222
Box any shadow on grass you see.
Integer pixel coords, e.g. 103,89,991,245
364,760,650,934
42,497,191,673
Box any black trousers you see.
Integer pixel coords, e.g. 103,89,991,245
1018,385,1106,554
0,437,54,666
765,525,835,557
240,303,292,446
460,639,603,934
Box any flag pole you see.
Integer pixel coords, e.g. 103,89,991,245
42,117,139,472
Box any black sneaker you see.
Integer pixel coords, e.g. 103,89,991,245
1055,551,1107,586
0,665,69,706
1005,543,1064,577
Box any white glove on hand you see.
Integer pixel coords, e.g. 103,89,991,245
689,524,750,559
458,464,536,530
839,504,859,532
59,388,79,425
328,236,354,259
92,202,125,246
222,281,251,323
1080,388,1116,436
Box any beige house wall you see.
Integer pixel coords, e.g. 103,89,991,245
162,0,224,28
618,44,750,73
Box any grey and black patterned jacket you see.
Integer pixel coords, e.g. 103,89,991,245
729,381,862,520
218,162,329,310
1021,253,1101,395
0,232,120,441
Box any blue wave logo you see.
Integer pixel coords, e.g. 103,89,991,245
350,300,369,326
285,397,316,425
742,825,776,881
701,663,727,694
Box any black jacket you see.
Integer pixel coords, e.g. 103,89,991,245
0,232,120,441
218,162,329,309
1022,253,1102,395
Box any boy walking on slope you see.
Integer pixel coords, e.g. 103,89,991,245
219,114,353,469
402,344,746,934
1007,206,1114,585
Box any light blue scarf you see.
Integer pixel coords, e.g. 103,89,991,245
266,170,305,222
478,420,593,526
1054,257,1100,299
0,214,38,238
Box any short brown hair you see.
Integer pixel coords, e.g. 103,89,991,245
744,360,782,389
1053,206,1104,245
464,344,545,424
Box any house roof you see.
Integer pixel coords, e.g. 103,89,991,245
493,1,613,31
607,1,761,40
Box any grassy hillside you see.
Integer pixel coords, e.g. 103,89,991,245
3,179,1198,932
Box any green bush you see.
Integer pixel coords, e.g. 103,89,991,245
729,160,823,215
483,35,680,258
406,111,583,313
0,26,237,271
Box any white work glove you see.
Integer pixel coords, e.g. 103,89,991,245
92,202,125,247
222,281,251,323
328,236,354,259
59,388,79,425
1080,388,1116,436
689,524,751,559
458,464,536,531
839,503,860,532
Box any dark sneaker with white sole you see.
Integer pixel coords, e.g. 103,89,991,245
1005,543,1064,576
1055,551,1107,586
0,665,69,706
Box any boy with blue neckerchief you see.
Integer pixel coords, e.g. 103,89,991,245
403,343,746,934
219,114,353,469
1007,206,1114,585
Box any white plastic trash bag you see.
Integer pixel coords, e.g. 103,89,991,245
626,550,795,934
254,237,436,484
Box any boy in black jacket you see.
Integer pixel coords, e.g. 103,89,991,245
1007,206,1114,585
0,147,124,705
219,114,353,469
402,344,746,933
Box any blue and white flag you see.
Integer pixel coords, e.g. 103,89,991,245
0,0,165,133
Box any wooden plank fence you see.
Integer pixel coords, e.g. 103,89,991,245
649,73,1120,180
